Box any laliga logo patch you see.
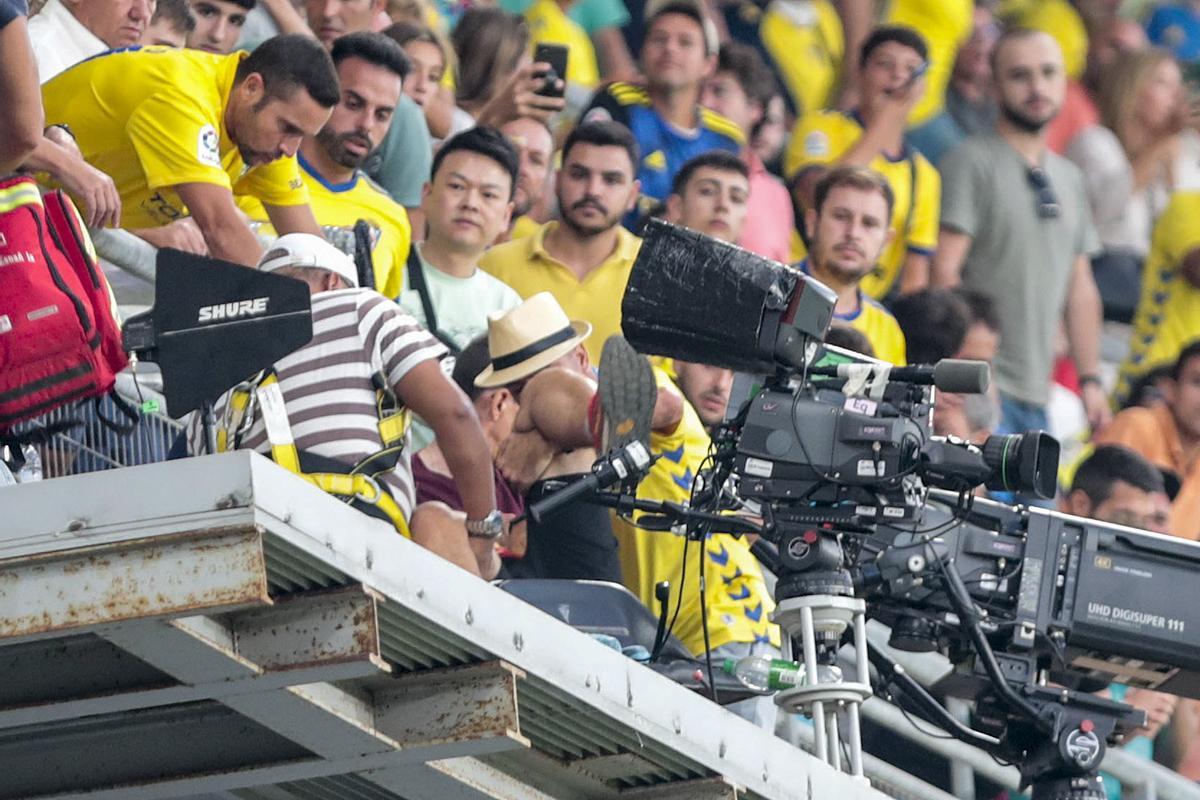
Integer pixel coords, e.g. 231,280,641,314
197,123,221,167
804,130,829,157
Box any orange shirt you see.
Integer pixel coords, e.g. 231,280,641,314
1093,404,1200,541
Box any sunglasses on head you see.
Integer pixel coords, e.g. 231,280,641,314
1026,167,1061,220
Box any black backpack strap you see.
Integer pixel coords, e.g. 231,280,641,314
353,219,376,292
406,247,461,354
94,391,141,435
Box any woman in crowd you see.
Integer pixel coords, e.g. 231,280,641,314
385,21,457,138
1066,48,1200,318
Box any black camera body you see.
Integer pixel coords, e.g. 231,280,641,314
863,495,1200,701
619,219,1200,798
734,383,929,524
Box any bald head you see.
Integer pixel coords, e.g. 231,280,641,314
990,28,1059,77
990,29,1065,133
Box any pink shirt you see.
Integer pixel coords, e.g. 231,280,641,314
738,150,795,264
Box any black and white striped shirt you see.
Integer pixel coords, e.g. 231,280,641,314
191,288,446,520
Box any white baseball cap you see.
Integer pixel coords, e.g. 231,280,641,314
257,233,358,288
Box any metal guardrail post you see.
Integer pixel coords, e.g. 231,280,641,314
90,227,157,283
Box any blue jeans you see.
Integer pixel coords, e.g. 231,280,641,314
997,391,1049,436
995,393,1055,507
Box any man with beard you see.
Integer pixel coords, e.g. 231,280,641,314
41,34,335,266
797,166,907,365
480,121,641,364
238,31,412,298
581,0,742,228
498,116,554,244
784,25,940,299
932,28,1109,436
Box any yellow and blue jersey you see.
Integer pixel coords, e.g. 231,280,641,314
582,82,744,227
1115,192,1200,407
41,46,308,229
798,260,908,364
784,109,940,299
237,154,411,300
612,366,779,656
720,0,844,117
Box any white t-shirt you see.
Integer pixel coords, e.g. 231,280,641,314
398,245,522,450
28,0,106,83
398,244,522,351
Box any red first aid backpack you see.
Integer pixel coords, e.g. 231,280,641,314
0,176,128,430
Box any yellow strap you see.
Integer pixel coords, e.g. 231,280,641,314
256,372,303,472
217,387,254,453
0,180,43,214
249,372,412,539
305,472,412,539
377,411,409,447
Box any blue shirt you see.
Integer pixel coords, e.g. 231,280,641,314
1,0,26,27
582,82,744,229
1146,3,1200,61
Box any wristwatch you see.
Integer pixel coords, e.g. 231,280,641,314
465,509,504,540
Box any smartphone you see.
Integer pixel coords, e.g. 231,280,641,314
533,43,569,98
903,60,929,90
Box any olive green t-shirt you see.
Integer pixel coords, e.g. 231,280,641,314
940,134,1099,405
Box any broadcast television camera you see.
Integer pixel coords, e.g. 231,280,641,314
615,220,1200,800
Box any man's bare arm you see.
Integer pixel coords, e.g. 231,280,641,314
652,385,684,433
23,133,122,228
1063,254,1111,432
898,251,932,294
398,360,497,520
176,182,264,266
257,0,314,36
0,17,42,173
518,368,596,449
264,201,323,237
833,0,876,109
931,227,973,287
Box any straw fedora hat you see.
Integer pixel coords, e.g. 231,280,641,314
475,292,592,388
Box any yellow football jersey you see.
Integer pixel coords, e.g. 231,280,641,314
1016,0,1087,81
612,367,780,656
884,0,974,125
846,298,908,365
784,110,940,299
759,0,844,116
41,47,307,230
238,154,411,300
799,260,908,364
1115,192,1200,406
524,0,600,88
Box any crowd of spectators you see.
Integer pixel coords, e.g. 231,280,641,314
5,0,1200,794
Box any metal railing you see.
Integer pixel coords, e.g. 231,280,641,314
7,373,180,479
14,232,1197,800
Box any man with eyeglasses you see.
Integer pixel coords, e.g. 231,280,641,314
932,28,1109,438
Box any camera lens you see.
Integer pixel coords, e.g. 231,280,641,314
981,431,1059,499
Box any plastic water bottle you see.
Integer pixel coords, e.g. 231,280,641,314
722,655,842,691
723,655,803,691
15,445,42,483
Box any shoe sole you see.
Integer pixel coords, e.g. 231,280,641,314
598,335,656,453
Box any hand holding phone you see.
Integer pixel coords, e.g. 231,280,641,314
888,60,928,97
533,43,569,98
